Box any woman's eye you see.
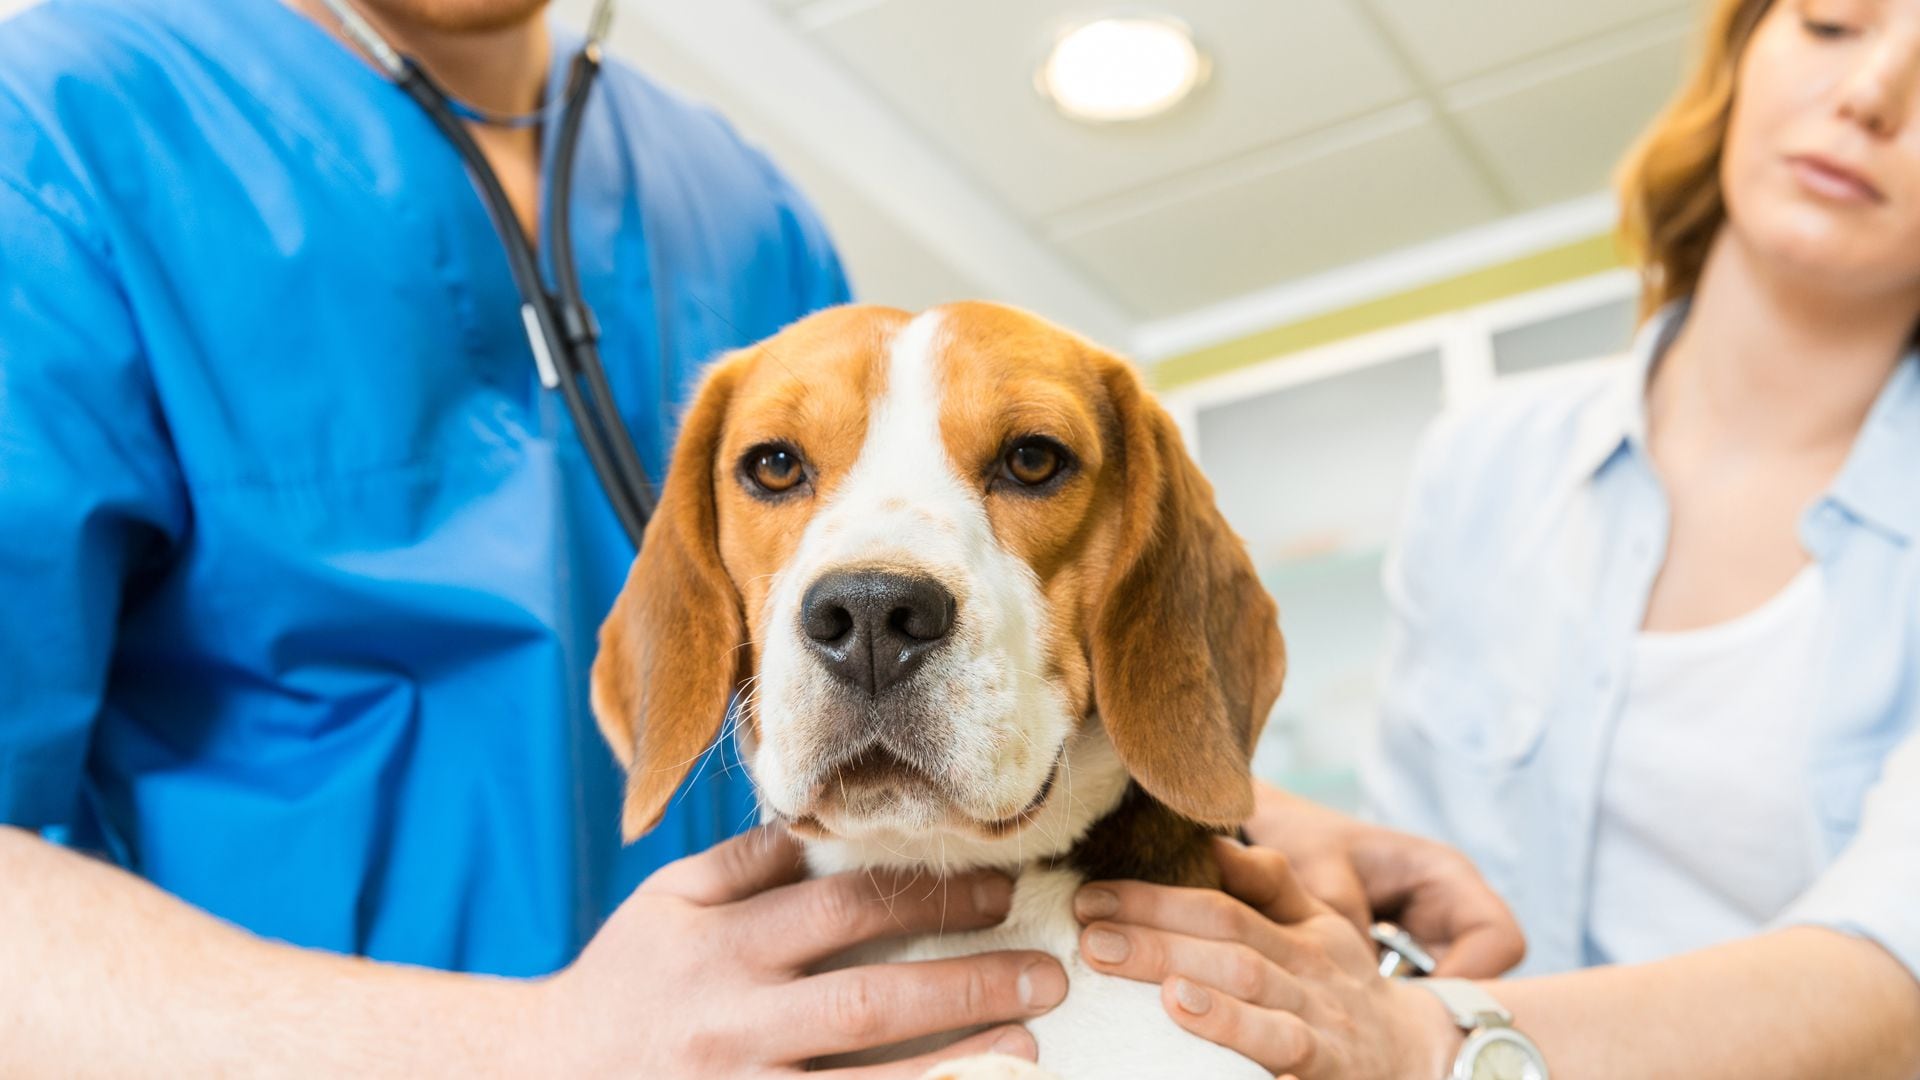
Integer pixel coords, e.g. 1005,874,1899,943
1002,438,1065,487
746,446,806,494
1799,0,1869,37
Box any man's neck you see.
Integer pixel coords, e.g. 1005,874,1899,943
286,0,551,241
286,1,551,116
1652,230,1918,455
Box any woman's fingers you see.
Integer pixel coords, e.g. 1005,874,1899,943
1352,831,1527,977
1392,863,1527,977
1284,855,1372,933
1071,842,1332,966
1213,837,1333,925
1078,921,1308,1014
1429,921,1529,978
1162,977,1322,1078
1073,878,1289,957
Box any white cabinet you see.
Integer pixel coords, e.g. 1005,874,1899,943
1163,270,1637,811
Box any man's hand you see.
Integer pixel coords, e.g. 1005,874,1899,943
1244,782,1525,977
538,826,1069,1078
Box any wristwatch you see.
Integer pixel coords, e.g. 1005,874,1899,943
1414,978,1549,1080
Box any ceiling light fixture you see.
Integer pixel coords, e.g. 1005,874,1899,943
1038,15,1207,124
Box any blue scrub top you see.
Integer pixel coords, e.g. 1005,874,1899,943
0,0,849,975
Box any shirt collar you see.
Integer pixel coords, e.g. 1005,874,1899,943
1828,351,1920,543
1567,301,1685,482
1569,299,1920,544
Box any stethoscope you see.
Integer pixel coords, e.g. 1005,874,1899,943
316,0,656,548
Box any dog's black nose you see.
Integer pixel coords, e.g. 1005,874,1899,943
800,570,956,696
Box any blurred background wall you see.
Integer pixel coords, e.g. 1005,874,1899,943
1,0,1696,809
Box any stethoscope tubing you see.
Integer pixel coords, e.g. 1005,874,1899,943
322,0,656,548
545,50,658,541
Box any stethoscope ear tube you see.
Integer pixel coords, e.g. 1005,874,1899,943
393,54,656,549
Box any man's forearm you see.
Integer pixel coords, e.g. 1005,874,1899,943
0,826,548,1076
1493,927,1920,1080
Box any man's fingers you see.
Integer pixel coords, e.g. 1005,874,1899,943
820,1026,1038,1080
742,867,1016,969
1429,922,1527,977
1212,837,1331,925
639,824,807,905
1160,977,1321,1078
1077,922,1306,1013
774,953,1066,1062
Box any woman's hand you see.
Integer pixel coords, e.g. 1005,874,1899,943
1244,781,1525,978
1073,837,1461,1080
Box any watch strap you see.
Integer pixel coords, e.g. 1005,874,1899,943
1416,978,1514,1031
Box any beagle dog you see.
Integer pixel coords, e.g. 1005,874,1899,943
591,302,1285,1078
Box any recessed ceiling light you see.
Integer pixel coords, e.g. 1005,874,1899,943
1038,15,1207,124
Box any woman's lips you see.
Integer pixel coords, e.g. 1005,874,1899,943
1788,153,1886,204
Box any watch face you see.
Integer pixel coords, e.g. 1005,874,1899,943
1463,1030,1548,1080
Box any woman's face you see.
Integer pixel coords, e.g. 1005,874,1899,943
1725,0,1920,296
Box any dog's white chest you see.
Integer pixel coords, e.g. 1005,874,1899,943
874,867,1268,1080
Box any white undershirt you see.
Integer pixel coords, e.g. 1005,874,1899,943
1586,564,1828,966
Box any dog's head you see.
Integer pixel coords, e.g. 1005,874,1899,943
591,303,1283,865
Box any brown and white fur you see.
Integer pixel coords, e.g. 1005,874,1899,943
590,302,1285,1079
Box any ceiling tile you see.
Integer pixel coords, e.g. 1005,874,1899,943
1366,0,1693,84
1449,25,1690,209
580,0,993,313
1049,112,1504,319
801,0,1417,219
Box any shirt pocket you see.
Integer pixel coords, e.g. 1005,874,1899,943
1396,628,1554,770
1374,634,1551,893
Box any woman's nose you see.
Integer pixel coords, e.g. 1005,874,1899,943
1837,35,1920,136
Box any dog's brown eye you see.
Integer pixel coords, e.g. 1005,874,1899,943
1004,439,1063,487
747,446,805,494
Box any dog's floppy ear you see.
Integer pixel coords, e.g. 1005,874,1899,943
591,357,748,841
1088,353,1286,829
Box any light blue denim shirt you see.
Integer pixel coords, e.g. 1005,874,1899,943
1363,305,1920,980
